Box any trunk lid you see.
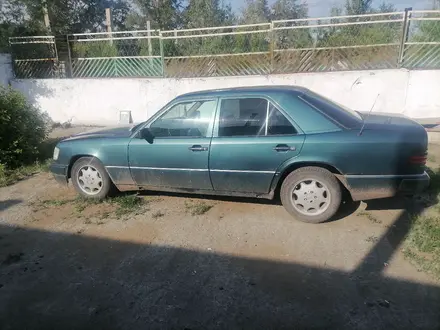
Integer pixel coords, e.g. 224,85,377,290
359,112,428,175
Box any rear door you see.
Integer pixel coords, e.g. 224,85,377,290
209,96,305,194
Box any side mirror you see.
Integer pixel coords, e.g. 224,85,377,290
140,127,154,144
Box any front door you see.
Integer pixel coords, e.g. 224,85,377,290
128,99,217,190
209,97,305,194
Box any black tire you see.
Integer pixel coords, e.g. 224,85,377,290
280,167,342,224
71,157,114,200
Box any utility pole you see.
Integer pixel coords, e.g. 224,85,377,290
146,20,152,57
42,1,51,32
105,8,113,44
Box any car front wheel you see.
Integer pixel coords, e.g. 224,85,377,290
71,157,113,199
280,167,342,224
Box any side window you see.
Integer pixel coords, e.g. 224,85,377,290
149,100,216,138
218,98,268,137
218,98,296,137
267,103,297,135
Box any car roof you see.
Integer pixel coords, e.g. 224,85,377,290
175,85,311,99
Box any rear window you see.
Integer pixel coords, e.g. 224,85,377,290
300,92,362,129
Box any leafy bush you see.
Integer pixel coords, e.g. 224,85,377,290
0,87,48,169
73,41,118,58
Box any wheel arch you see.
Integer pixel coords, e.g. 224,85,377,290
272,161,349,199
68,155,103,179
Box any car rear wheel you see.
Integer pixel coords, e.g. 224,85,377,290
280,167,342,224
71,157,113,200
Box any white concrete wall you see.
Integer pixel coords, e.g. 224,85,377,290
0,54,13,87
10,69,440,125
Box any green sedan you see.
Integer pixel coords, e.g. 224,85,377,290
50,86,430,223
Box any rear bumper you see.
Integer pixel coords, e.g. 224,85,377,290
49,163,68,186
398,172,430,193
341,172,430,201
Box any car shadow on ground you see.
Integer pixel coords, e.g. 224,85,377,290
0,214,439,330
0,199,22,212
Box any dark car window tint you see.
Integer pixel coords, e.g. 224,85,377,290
150,100,216,138
300,93,362,129
219,98,268,137
267,104,297,135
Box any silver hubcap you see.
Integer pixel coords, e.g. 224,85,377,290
291,179,330,216
77,165,103,195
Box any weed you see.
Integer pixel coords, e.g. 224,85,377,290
84,219,92,225
39,199,72,207
152,210,165,219
365,235,379,243
185,201,213,216
427,168,440,194
111,195,143,218
73,196,102,214
357,211,382,224
0,160,51,187
428,154,436,163
96,220,106,225
74,203,87,214
100,211,111,219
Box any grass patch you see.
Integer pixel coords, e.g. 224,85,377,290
427,154,436,163
111,195,144,218
427,168,440,194
0,159,51,187
185,201,213,216
39,198,72,207
402,166,440,279
404,214,440,279
73,196,102,214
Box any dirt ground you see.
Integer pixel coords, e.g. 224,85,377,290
0,140,439,329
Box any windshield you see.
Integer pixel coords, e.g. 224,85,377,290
300,91,362,129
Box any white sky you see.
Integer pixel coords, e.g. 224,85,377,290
228,0,435,17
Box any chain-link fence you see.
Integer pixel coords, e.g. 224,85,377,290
8,10,440,79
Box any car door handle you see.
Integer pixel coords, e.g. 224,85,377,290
189,145,208,152
273,144,296,152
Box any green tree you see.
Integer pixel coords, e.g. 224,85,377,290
270,0,312,49
0,0,46,52
10,0,130,35
170,0,234,56
183,0,234,28
126,0,183,31
345,0,373,15
240,0,270,24
317,1,399,47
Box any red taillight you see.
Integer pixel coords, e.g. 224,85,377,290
409,155,427,165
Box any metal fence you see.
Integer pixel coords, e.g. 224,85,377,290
9,36,61,78
403,10,440,68
9,10,440,79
